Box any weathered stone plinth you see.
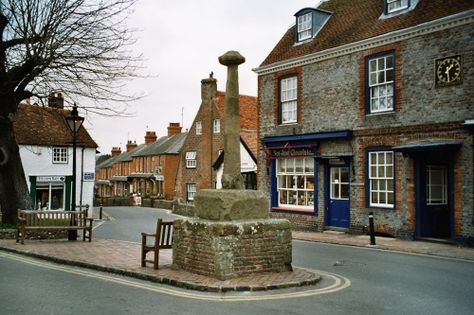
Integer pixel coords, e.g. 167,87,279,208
195,189,269,221
172,217,292,280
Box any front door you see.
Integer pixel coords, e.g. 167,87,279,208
327,166,350,228
419,164,451,238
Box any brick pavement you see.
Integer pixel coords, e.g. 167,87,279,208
1,228,472,293
0,238,319,292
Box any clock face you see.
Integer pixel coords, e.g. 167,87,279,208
436,56,462,86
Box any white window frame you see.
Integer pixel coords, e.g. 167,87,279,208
186,183,196,201
195,121,202,135
297,12,312,41
330,167,350,200
426,165,447,205
368,54,395,113
280,76,297,124
185,151,196,169
276,157,315,210
213,119,220,134
368,151,394,208
386,0,409,14
52,146,68,164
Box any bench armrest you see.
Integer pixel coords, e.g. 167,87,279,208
141,232,156,237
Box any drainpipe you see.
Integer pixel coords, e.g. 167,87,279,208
80,147,84,209
462,120,474,225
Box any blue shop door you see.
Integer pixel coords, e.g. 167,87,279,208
327,166,350,228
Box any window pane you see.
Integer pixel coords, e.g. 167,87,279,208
386,55,394,68
340,168,349,182
341,184,350,199
333,184,340,199
370,59,377,72
295,159,303,173
286,160,295,173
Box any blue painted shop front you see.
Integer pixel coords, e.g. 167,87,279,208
263,130,352,228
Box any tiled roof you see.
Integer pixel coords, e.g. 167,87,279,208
240,129,258,161
260,0,474,67
133,133,187,157
114,144,147,162
215,91,258,130
96,154,121,169
13,104,97,148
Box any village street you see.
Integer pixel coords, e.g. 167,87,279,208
1,206,473,315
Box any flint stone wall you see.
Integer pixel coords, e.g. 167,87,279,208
172,218,292,280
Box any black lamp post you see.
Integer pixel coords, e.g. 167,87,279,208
66,103,84,241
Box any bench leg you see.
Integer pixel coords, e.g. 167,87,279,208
141,235,147,267
154,247,159,270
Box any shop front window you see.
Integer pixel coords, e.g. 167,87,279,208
276,157,314,210
36,183,65,210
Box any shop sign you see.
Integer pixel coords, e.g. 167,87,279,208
270,147,315,158
83,172,95,181
37,176,65,182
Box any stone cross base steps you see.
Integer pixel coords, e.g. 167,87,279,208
172,218,292,280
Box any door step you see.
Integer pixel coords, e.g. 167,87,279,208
416,237,453,244
324,227,348,234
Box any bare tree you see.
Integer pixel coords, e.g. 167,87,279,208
0,0,141,224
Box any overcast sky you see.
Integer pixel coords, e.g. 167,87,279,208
84,0,320,155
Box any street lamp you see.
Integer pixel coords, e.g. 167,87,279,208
66,103,84,241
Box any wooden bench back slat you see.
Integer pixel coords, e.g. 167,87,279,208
141,218,174,269
16,209,93,244
159,222,173,248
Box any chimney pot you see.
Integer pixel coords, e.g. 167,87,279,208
167,122,182,136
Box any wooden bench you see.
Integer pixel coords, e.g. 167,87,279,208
16,210,93,244
141,219,174,270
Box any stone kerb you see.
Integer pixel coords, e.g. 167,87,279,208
172,218,292,280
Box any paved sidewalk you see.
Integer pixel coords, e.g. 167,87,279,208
293,231,474,261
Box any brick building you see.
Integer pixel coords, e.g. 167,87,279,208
175,74,258,202
130,124,186,199
254,0,474,242
95,125,186,200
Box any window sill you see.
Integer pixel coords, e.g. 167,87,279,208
272,207,315,215
366,110,396,117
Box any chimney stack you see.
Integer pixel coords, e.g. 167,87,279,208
167,122,182,136
111,147,122,157
201,72,217,102
145,131,157,144
48,92,64,109
126,140,137,152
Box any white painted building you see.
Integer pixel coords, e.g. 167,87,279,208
13,94,97,214
214,141,258,190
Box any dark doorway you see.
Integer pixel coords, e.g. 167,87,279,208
416,154,453,239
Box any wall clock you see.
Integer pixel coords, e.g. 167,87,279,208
435,55,462,87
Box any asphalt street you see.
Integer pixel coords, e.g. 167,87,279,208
1,206,473,315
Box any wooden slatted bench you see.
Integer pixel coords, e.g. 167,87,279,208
16,210,93,244
141,219,174,270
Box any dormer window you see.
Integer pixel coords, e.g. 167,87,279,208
297,13,312,41
294,8,331,44
385,0,409,14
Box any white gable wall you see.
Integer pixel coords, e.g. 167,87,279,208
20,144,96,213
215,141,257,189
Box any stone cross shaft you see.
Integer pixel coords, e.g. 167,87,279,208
218,51,245,189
